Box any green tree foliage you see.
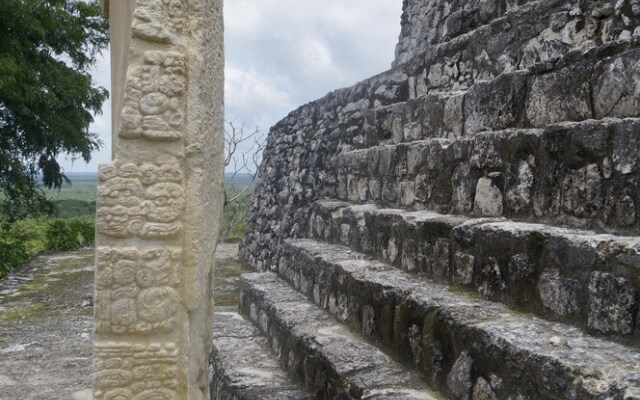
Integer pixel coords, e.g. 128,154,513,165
45,217,94,251
0,216,95,279
0,222,31,278
45,220,76,251
0,0,109,220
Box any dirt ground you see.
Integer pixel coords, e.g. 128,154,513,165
0,242,246,400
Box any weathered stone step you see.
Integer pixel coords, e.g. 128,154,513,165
309,200,640,340
399,2,640,97
395,0,534,61
267,37,640,158
336,118,640,233
361,92,465,147
210,307,312,399
238,273,444,400
395,0,640,68
277,238,640,400
375,39,640,149
357,39,640,151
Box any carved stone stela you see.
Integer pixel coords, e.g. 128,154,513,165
94,1,223,399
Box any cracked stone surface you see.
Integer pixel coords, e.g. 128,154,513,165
210,307,311,399
0,249,95,400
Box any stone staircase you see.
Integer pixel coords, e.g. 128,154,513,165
211,0,640,398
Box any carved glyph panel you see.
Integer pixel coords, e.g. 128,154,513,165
132,0,187,43
119,50,186,141
96,0,222,396
95,247,181,334
94,341,179,400
96,162,184,239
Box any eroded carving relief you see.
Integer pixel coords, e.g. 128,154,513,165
133,0,186,43
94,342,179,400
96,162,184,239
119,50,186,141
96,0,222,397
95,247,181,334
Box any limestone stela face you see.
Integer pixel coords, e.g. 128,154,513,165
94,0,223,399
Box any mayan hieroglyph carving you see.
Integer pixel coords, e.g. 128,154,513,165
95,0,223,398
118,0,189,141
96,163,184,239
95,247,182,334
94,342,179,400
133,0,187,44
119,51,187,141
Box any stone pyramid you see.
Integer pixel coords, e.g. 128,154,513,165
212,0,640,398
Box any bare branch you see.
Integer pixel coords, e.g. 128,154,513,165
220,120,265,241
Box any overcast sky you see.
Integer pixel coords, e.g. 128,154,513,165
58,0,403,173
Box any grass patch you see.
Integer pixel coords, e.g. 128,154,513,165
0,216,95,280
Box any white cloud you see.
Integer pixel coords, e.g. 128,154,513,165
225,66,293,128
224,0,402,100
299,37,334,76
58,1,403,172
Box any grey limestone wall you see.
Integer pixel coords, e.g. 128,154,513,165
240,0,640,281
239,68,411,270
232,2,640,396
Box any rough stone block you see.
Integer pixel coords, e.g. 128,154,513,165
421,94,447,138
469,133,507,169
448,351,474,400
526,63,592,127
613,119,640,175
561,164,604,218
505,160,534,214
506,253,536,288
472,377,498,400
444,92,465,138
474,177,504,217
453,252,475,285
423,239,451,280
464,72,527,135
592,49,640,119
407,142,428,175
588,272,638,334
451,163,476,214
537,269,582,317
